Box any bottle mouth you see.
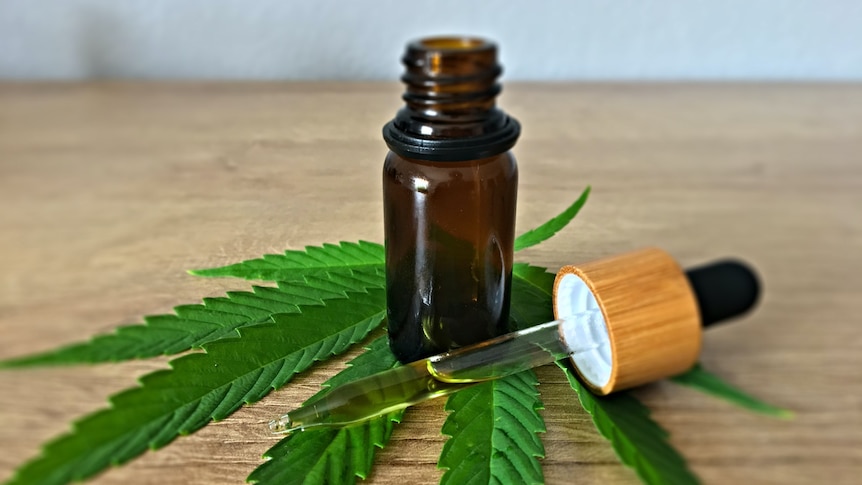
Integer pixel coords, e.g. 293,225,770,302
402,35,500,81
411,36,493,52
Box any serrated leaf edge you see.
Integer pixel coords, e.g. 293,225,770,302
6,292,386,485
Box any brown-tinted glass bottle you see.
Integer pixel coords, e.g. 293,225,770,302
382,37,520,363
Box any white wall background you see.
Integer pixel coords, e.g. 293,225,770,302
1,0,860,81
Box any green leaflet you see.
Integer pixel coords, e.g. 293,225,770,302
248,337,403,485
6,289,386,485
438,373,546,485
557,362,699,485
513,263,698,484
436,266,553,485
190,241,385,281
0,269,385,368
510,263,559,327
513,186,590,252
671,364,793,419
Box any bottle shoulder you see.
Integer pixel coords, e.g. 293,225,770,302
383,152,518,192
384,151,517,183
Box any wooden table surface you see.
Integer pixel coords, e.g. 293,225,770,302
0,83,860,484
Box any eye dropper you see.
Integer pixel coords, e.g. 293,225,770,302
269,248,759,434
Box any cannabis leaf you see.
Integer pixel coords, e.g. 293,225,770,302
190,241,385,281
248,337,403,485
0,269,384,368
671,364,793,419
6,289,385,485
3,186,783,485
514,186,590,251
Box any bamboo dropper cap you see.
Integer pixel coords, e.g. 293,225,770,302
552,247,759,395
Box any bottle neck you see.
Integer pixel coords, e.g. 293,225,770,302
383,37,520,162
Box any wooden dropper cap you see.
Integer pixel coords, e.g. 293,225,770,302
553,247,759,395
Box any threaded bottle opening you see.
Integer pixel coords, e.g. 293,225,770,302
383,36,519,162
402,36,501,92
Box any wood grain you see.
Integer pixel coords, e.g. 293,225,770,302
1,83,860,484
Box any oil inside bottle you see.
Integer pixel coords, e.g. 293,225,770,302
383,152,517,363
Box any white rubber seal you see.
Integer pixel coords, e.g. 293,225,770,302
555,273,613,389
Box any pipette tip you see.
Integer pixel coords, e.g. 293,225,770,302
268,415,295,435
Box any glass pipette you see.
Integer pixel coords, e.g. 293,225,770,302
269,307,607,434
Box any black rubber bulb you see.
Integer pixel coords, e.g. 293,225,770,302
684,260,761,327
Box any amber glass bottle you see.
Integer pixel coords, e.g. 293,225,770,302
382,37,520,363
